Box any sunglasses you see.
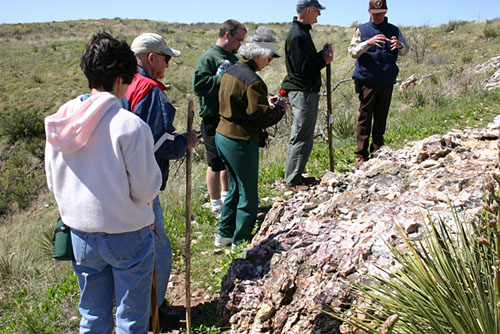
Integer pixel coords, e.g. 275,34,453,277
154,53,171,64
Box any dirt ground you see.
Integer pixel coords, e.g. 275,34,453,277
154,268,222,333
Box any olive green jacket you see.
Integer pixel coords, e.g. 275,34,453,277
217,59,285,145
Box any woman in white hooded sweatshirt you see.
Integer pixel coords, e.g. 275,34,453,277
44,32,161,334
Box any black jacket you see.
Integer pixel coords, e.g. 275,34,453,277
281,17,327,92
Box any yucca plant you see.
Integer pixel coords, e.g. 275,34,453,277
326,171,500,333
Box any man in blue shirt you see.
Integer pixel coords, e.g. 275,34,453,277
121,32,197,331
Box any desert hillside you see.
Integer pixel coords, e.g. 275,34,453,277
0,18,499,333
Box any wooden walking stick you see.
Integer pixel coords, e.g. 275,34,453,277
326,63,335,171
185,100,194,334
151,263,160,334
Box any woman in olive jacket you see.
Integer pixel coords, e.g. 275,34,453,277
215,27,287,248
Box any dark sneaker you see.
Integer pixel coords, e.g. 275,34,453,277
301,175,318,185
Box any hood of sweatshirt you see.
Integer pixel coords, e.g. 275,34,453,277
45,92,120,154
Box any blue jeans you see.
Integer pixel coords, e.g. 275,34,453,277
71,226,154,334
152,195,173,304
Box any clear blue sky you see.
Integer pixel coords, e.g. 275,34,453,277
1,0,499,27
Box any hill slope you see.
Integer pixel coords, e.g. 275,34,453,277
0,18,499,333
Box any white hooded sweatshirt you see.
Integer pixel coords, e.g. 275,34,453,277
45,92,162,233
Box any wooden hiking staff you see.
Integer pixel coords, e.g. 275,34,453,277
326,63,335,171
185,100,194,334
151,263,160,334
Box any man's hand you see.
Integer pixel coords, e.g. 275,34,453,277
367,34,390,47
322,43,334,64
183,131,198,149
390,36,403,51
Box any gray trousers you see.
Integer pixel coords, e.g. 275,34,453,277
284,91,319,186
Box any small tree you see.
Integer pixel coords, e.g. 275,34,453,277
407,25,432,64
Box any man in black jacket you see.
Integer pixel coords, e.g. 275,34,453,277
281,0,333,191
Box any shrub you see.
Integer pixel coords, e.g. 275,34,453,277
0,148,45,216
426,54,448,66
331,107,357,139
444,20,467,33
407,25,432,64
0,107,45,144
462,54,473,64
32,75,43,84
481,25,499,39
398,89,428,108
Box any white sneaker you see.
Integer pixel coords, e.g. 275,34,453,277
214,234,232,247
211,205,222,219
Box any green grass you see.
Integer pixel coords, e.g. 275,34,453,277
0,193,79,333
0,18,500,333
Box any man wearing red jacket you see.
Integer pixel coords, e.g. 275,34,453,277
120,32,197,331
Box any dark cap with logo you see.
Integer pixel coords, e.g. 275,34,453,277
297,0,326,10
369,0,388,13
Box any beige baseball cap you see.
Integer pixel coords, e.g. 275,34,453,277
131,33,181,57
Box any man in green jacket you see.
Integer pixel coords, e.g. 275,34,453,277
192,19,247,216
281,0,333,191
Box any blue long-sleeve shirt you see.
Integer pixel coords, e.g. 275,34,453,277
121,67,187,190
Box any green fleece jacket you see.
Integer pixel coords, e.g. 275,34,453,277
217,59,285,145
192,45,239,118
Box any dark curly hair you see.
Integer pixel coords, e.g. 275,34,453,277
80,32,137,92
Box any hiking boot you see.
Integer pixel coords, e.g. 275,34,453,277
355,156,366,169
150,301,180,332
158,312,180,331
301,175,318,185
287,184,309,192
215,234,232,247
149,313,180,332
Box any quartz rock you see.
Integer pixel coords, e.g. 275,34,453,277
217,117,500,333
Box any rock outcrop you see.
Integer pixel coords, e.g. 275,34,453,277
483,69,500,91
476,56,500,90
474,55,500,74
218,116,500,333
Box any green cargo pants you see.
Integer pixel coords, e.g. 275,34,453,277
215,133,259,245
